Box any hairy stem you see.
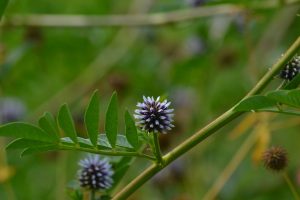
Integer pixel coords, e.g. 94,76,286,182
112,37,300,200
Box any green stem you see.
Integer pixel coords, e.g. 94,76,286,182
112,37,300,200
90,190,96,200
58,144,156,161
283,172,300,200
153,132,164,165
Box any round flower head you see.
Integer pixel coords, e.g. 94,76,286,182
279,55,300,81
263,146,288,172
78,155,114,190
134,96,174,134
0,97,26,123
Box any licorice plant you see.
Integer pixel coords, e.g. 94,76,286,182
0,38,300,200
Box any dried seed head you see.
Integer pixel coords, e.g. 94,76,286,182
279,55,300,80
78,155,114,190
134,96,174,134
263,146,288,172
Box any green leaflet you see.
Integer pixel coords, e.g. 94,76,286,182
58,104,78,144
21,145,58,157
84,90,100,147
60,137,111,150
234,95,277,112
105,92,118,148
39,112,60,141
6,138,52,150
99,134,133,149
267,89,300,108
253,108,300,116
0,122,56,142
125,110,139,150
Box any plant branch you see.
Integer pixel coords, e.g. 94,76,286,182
244,37,300,98
112,37,300,200
1,4,243,28
3,1,300,28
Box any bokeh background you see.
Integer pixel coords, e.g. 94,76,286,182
0,0,300,199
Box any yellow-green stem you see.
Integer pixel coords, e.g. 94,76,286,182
153,132,164,165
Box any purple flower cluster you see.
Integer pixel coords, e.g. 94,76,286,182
78,155,114,190
280,56,300,80
134,96,174,134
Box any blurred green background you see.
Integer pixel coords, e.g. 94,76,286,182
0,0,300,199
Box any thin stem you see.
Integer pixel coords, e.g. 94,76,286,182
153,132,164,165
2,1,300,28
1,4,243,28
244,38,300,98
283,172,300,200
112,37,300,200
203,129,260,200
90,190,96,200
113,164,161,199
59,144,156,161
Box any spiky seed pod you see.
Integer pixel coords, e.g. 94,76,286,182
263,146,288,172
78,155,114,190
134,96,174,134
279,56,300,80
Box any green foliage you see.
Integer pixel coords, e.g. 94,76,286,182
0,91,152,161
234,95,277,111
38,112,60,141
21,145,59,157
6,138,52,150
267,90,300,108
60,137,93,148
84,90,100,147
99,134,134,149
2,0,300,199
0,0,9,20
58,104,78,144
105,92,118,148
125,110,139,150
234,89,300,115
0,122,56,142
